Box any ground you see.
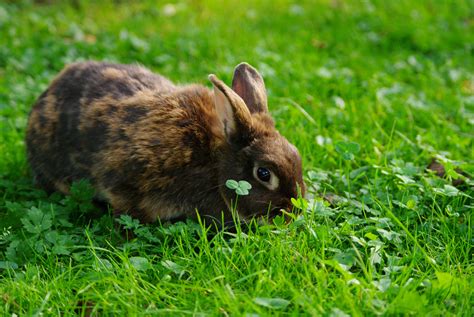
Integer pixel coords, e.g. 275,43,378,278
0,0,473,315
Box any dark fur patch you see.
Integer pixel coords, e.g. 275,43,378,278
148,138,160,147
81,121,109,153
106,105,118,116
102,169,124,190
181,132,195,147
110,128,129,143
123,106,148,124
38,112,48,128
85,79,135,101
177,118,191,127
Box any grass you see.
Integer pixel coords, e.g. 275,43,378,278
0,0,473,315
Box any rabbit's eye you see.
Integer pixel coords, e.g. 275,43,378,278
253,166,279,190
257,167,271,182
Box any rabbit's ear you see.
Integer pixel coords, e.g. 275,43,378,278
232,63,268,114
209,74,253,140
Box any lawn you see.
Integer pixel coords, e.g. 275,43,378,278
1,0,473,315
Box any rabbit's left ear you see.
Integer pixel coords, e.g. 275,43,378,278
209,74,253,141
232,62,268,114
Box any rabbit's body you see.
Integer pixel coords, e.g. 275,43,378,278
26,61,304,224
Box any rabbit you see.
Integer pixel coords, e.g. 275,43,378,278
26,61,305,225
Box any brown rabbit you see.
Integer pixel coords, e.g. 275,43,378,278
26,61,304,224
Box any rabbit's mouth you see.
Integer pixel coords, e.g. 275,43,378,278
270,207,286,216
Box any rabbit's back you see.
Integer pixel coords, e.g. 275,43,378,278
25,62,176,193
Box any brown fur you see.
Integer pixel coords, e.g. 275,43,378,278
26,61,304,225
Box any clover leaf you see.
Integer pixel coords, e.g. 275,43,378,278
335,141,360,161
226,179,252,196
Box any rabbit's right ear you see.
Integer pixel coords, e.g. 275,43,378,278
232,63,268,114
209,74,253,142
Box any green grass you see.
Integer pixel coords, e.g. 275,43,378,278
1,0,473,315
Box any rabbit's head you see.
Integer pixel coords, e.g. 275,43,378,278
209,63,305,221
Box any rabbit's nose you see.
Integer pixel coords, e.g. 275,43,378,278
270,207,284,215
270,203,292,215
